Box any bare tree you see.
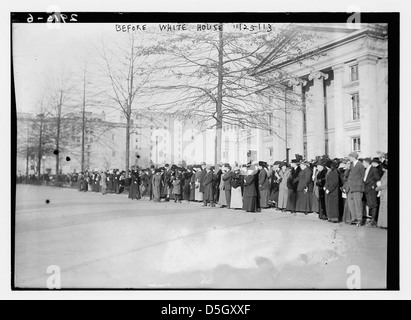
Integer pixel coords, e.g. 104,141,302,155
144,23,324,165
95,33,161,178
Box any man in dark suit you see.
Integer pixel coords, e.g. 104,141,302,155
163,164,172,201
199,162,207,198
214,163,223,203
363,157,381,227
222,164,233,209
346,152,365,226
203,165,215,207
371,157,384,178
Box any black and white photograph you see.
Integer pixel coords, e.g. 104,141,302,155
6,2,404,296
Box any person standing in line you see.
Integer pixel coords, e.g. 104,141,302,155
128,169,139,200
230,167,243,210
214,164,223,204
371,157,384,178
163,164,172,201
286,159,300,213
258,161,270,209
203,165,215,207
222,164,233,209
345,152,365,226
152,169,162,202
199,162,207,202
189,166,196,201
218,165,228,208
363,157,381,227
295,161,313,214
376,161,387,228
172,173,182,203
100,171,107,195
315,161,327,220
277,163,290,211
194,166,204,202
269,161,281,208
324,160,340,223
242,164,258,213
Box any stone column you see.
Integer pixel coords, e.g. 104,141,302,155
377,57,388,153
291,83,305,157
358,54,379,157
332,63,346,158
308,71,328,158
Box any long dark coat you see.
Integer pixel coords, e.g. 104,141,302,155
295,167,313,213
128,173,140,200
325,169,340,221
243,173,258,212
316,169,327,219
203,171,214,201
286,166,300,211
259,168,270,208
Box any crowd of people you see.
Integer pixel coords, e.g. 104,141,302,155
72,151,388,229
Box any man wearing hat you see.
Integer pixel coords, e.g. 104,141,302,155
221,163,233,209
371,157,383,178
363,157,381,227
286,159,301,212
315,160,328,220
199,162,207,200
163,164,172,201
203,165,215,207
346,152,365,226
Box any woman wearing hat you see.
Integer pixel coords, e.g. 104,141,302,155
376,161,388,228
242,165,259,212
189,166,196,201
286,159,301,212
315,160,327,220
230,167,244,209
152,169,162,202
277,162,290,211
128,169,140,200
194,166,204,202
258,161,270,209
324,160,340,222
295,161,313,214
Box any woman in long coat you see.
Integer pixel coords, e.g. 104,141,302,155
100,172,107,195
194,168,204,202
243,169,258,212
295,162,313,214
324,162,340,222
341,162,352,223
152,170,162,202
128,171,139,200
172,175,182,203
183,170,192,201
376,164,387,228
203,167,215,206
230,168,243,209
258,162,270,209
218,172,227,207
286,161,300,212
315,163,327,220
189,169,196,201
278,164,290,211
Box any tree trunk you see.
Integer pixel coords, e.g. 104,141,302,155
81,67,86,173
125,115,130,179
55,91,63,184
37,115,43,180
215,23,224,168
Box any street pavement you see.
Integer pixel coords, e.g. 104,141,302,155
14,185,387,289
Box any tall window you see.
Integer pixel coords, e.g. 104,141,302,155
268,148,273,158
112,151,116,157
268,113,273,135
352,137,361,152
351,93,360,121
350,65,359,82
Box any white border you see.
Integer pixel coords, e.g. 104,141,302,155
2,0,410,300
